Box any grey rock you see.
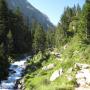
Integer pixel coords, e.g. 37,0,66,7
50,68,63,81
67,68,73,74
75,63,90,70
76,68,90,87
67,76,73,81
42,64,55,71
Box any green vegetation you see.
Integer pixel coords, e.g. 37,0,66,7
0,0,90,89
32,24,46,53
0,0,32,80
0,0,9,80
24,0,90,90
24,38,90,90
24,52,76,90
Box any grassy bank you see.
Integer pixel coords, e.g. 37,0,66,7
24,35,90,90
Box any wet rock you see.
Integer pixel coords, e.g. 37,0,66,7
20,78,24,84
26,56,31,60
50,68,63,81
14,79,20,89
18,84,22,89
9,70,16,74
19,78,25,90
15,78,25,90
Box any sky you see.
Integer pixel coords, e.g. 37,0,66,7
28,0,85,25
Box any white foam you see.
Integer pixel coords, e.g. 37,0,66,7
0,55,30,89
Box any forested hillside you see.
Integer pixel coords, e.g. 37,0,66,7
0,0,32,80
6,0,54,30
0,0,53,81
24,0,90,90
0,0,90,90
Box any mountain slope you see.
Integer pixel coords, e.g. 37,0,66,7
6,0,54,29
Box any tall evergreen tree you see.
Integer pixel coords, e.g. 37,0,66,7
55,23,66,48
61,7,76,37
76,4,81,16
46,28,55,48
33,24,46,53
84,0,90,42
0,0,9,80
9,8,32,53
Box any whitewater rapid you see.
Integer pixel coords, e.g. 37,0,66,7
0,55,30,90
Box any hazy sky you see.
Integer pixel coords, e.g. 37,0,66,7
28,0,85,25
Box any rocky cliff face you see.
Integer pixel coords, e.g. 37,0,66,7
6,0,54,29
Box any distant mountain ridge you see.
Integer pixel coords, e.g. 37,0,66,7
6,0,54,29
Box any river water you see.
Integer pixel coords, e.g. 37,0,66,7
0,55,30,90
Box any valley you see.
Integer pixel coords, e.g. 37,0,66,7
0,0,90,90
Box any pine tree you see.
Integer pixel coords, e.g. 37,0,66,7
55,23,66,48
85,0,90,42
46,28,55,48
0,0,9,80
9,8,32,53
77,4,81,14
33,24,46,53
31,19,37,41
82,0,90,42
61,7,76,38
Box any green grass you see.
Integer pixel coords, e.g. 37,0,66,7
24,52,76,90
62,35,90,65
24,35,90,90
